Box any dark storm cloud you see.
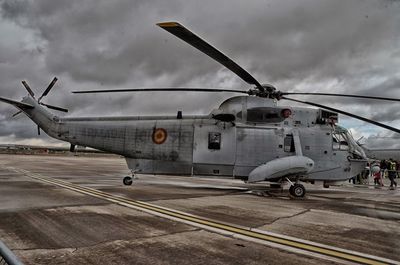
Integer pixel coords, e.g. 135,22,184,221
3,0,399,86
1,0,196,85
0,0,400,146
360,77,400,98
0,116,36,138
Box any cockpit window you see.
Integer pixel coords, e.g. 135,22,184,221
332,132,349,150
332,125,366,158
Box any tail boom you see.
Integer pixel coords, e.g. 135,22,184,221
0,96,34,110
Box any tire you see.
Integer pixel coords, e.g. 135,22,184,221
292,183,306,198
123,176,133,186
289,185,295,196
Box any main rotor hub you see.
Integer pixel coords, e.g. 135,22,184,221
261,84,277,93
248,84,282,100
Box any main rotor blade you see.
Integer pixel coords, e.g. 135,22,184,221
72,88,250,94
21,81,35,97
40,103,68,113
281,96,400,134
39,77,58,101
282,92,400,102
157,22,265,92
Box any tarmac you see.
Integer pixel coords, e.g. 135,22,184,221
0,154,399,265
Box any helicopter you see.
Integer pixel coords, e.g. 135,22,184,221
1,22,400,198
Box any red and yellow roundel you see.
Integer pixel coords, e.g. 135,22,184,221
152,128,167,144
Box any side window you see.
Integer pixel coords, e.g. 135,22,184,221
284,135,295,152
208,132,221,150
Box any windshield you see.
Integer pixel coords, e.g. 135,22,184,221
333,125,366,159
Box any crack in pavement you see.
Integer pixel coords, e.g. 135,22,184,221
261,209,311,227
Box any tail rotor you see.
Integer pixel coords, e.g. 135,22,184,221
13,77,68,135
20,77,68,113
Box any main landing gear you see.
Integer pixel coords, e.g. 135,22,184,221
286,178,306,198
289,183,306,198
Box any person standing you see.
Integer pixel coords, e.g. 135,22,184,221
372,161,384,187
380,160,387,179
388,159,397,189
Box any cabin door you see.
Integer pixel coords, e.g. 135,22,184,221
192,124,236,176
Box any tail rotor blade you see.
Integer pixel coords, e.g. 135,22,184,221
40,102,68,113
12,110,22,117
21,81,35,98
39,77,58,102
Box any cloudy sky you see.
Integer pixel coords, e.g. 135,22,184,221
0,0,399,148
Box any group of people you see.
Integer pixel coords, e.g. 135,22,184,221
348,159,398,189
372,159,398,189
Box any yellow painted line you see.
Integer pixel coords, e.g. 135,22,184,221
17,171,393,264
5,167,397,265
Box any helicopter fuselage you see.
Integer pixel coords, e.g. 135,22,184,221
21,95,366,183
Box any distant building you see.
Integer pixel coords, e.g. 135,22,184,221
0,144,109,156
364,148,400,160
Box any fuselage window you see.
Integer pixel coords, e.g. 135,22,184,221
237,108,284,123
247,109,280,123
208,132,221,150
284,135,295,152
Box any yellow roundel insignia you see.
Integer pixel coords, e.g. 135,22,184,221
152,128,167,144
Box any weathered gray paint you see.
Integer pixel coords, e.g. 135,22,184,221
15,95,366,182
193,123,236,175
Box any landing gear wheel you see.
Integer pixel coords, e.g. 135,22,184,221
292,183,306,197
290,184,306,198
289,185,294,195
123,176,133,186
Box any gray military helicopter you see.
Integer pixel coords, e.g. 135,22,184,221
2,22,400,197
